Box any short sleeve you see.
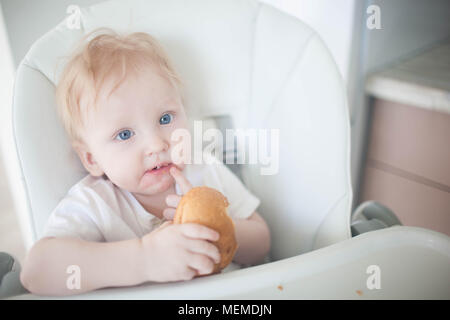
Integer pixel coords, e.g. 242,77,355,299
204,162,260,220
40,190,104,242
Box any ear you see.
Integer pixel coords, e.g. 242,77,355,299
72,140,105,177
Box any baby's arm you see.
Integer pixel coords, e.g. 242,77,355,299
20,236,146,296
21,223,220,296
233,211,271,266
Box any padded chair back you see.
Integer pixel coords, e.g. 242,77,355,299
11,0,352,261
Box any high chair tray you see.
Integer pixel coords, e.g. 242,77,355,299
10,226,450,299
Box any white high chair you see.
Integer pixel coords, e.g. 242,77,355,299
7,0,450,299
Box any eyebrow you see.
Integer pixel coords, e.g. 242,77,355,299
154,97,178,109
114,97,176,117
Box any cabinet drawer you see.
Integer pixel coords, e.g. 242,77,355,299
361,165,450,237
367,99,450,187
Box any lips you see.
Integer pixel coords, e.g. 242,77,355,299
144,162,174,175
151,163,168,170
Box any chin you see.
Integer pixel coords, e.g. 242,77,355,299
142,175,174,195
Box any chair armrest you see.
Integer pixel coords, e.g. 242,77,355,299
351,201,402,236
0,252,29,299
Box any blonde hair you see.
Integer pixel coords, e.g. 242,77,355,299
55,28,184,143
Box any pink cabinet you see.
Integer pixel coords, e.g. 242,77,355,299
360,98,450,236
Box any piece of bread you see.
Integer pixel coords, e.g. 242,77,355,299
174,186,238,274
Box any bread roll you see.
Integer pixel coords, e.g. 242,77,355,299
174,186,237,274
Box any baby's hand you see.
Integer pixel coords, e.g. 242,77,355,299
141,221,221,282
163,167,193,220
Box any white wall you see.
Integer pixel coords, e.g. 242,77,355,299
364,0,450,74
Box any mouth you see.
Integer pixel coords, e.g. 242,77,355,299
144,162,174,175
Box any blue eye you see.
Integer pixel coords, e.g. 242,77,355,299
159,113,173,125
116,129,134,141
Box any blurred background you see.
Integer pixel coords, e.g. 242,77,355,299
1,0,449,265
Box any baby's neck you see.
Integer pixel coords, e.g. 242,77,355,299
133,184,176,220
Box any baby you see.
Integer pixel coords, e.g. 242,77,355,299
19,30,271,296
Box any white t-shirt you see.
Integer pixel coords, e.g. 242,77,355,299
41,161,260,243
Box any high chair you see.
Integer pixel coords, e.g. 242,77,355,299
5,0,450,299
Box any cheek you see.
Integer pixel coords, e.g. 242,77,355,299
103,146,140,175
166,124,191,164
176,113,189,130
175,114,190,134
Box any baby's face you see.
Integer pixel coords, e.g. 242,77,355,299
76,65,188,196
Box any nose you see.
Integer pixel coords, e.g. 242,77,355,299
144,134,169,157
